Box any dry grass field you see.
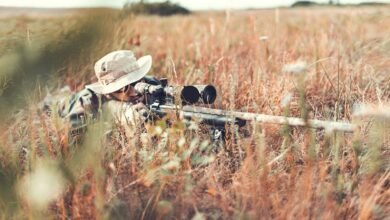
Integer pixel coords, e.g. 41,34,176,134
0,6,389,219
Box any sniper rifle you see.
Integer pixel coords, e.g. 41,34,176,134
133,77,355,141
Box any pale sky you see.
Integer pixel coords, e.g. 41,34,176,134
0,0,388,10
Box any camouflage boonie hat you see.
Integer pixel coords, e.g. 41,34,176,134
86,50,152,94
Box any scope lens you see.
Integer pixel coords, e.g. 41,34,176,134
201,85,217,104
181,86,200,104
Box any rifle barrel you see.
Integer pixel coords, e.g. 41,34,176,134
159,105,356,132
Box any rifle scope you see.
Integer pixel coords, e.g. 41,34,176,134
165,85,200,105
192,85,217,104
135,81,217,105
166,85,217,105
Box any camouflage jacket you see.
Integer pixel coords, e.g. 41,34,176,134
58,88,102,132
42,87,145,142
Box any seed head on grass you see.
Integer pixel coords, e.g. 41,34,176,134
282,60,307,75
19,161,65,210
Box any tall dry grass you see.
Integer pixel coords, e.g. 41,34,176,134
0,6,389,219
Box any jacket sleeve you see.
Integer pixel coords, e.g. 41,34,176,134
103,101,146,138
58,88,102,138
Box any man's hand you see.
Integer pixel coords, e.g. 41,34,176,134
132,102,146,111
128,94,144,104
131,102,149,122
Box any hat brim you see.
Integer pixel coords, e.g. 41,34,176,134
85,55,152,94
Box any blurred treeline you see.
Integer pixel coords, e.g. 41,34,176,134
122,0,190,16
291,1,389,7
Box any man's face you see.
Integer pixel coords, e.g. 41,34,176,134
109,85,143,102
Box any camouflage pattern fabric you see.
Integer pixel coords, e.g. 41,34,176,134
42,87,145,144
